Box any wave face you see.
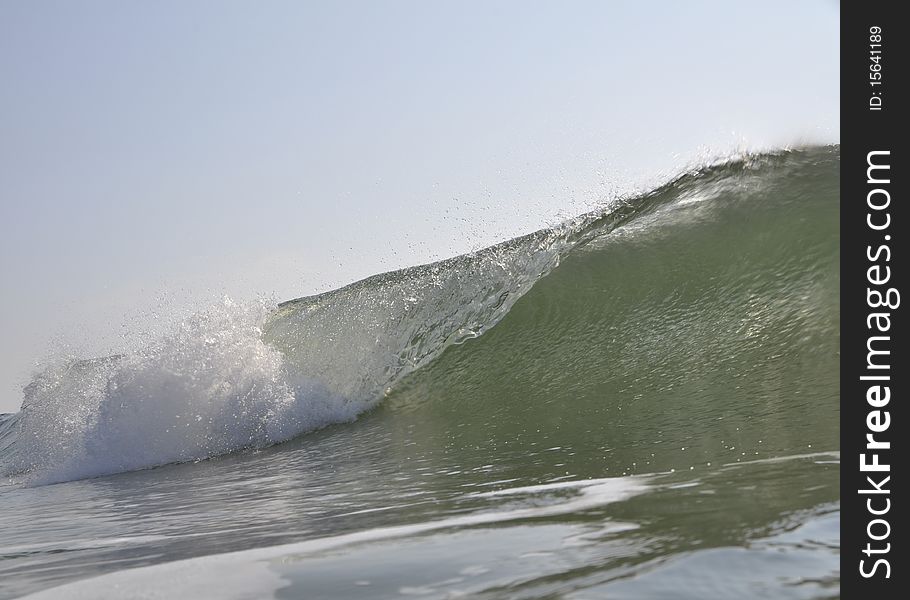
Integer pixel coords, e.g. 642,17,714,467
0,147,839,485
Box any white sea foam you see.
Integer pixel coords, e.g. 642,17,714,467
6,298,361,485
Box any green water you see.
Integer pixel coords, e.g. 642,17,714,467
322,146,841,597
1,148,839,599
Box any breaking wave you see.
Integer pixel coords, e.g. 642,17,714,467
0,146,839,485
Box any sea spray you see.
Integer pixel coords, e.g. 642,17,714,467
6,299,359,484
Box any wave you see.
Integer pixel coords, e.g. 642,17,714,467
0,146,839,485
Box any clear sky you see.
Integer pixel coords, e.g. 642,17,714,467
0,1,838,413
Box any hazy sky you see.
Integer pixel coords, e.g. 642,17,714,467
0,1,838,413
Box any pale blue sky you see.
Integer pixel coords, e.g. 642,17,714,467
0,1,838,412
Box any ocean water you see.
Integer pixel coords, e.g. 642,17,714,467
0,147,839,599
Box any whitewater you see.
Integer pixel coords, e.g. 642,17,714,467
0,147,840,599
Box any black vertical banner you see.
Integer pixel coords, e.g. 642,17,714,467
841,1,904,597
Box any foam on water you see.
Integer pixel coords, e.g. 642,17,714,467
4,299,367,484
